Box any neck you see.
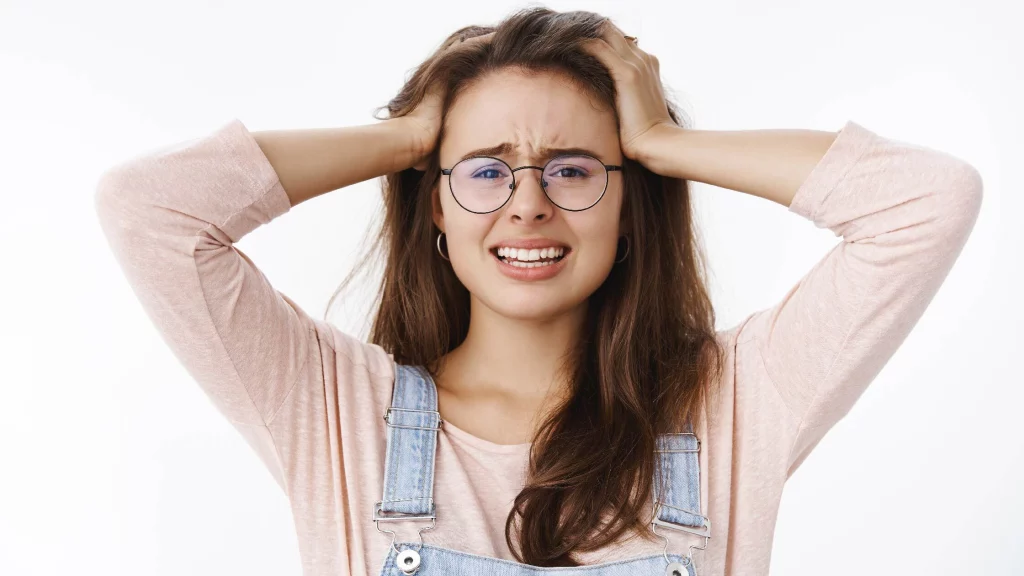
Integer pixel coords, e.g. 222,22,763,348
434,295,587,440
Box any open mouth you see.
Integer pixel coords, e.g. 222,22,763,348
490,247,571,268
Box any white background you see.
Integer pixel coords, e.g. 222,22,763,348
1,0,1021,574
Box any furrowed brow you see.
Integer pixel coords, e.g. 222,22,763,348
458,142,604,164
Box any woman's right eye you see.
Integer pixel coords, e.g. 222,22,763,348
473,168,504,179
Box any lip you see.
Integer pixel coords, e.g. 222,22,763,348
492,248,570,281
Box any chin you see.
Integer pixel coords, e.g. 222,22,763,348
455,261,598,322
475,288,581,322
496,302,568,321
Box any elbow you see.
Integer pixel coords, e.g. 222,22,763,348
929,160,984,254
94,167,126,233
944,160,984,233
94,162,135,212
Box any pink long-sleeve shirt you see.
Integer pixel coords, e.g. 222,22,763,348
94,118,982,575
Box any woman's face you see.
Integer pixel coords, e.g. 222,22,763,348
433,68,625,322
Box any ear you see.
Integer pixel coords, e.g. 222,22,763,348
431,182,445,233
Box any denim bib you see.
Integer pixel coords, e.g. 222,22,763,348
373,364,711,576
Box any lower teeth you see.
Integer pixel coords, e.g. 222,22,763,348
500,256,562,268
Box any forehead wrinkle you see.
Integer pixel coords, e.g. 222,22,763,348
444,72,617,165
458,139,594,164
458,124,602,164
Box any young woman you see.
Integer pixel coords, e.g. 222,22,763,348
94,7,982,576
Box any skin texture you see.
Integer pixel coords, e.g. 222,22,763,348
433,70,625,324
429,69,626,443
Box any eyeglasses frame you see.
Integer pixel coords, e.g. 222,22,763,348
440,153,623,214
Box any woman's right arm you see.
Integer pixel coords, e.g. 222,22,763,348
94,117,422,446
251,118,426,207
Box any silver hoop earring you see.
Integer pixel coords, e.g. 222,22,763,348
436,232,450,261
615,235,630,264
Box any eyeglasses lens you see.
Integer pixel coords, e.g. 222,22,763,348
449,155,607,212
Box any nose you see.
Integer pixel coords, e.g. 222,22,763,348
507,167,554,222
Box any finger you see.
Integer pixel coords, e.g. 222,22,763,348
447,30,494,51
599,21,664,90
463,31,495,44
599,20,646,67
603,21,663,81
580,37,641,83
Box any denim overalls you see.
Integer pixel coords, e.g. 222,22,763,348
373,364,711,576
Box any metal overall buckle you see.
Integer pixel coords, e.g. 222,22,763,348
383,406,445,431
373,499,436,574
652,432,711,576
373,406,444,574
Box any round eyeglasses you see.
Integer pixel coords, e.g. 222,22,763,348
440,154,623,214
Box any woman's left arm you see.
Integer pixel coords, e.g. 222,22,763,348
647,120,984,475
633,124,840,207
584,22,984,474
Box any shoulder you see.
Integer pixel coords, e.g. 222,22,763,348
709,310,797,419
304,319,397,423
312,318,395,380
713,310,761,353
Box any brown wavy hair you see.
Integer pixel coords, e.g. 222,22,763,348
326,5,724,567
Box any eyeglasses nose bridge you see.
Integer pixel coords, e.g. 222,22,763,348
508,164,548,194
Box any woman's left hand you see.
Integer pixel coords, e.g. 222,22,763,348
581,20,675,163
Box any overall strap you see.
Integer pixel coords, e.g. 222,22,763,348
375,361,710,541
652,426,710,538
375,363,441,519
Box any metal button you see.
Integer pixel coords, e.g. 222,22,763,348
666,560,690,576
396,548,421,574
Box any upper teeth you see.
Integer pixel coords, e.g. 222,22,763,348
497,246,565,261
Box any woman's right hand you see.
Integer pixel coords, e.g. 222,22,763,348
404,80,445,171
404,31,494,171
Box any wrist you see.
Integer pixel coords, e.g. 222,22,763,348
632,122,689,180
381,117,431,173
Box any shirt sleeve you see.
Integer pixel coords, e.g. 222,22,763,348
94,118,325,485
742,120,983,476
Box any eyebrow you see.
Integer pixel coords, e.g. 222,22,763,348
458,142,608,164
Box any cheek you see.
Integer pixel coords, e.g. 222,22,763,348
573,195,624,265
442,217,492,275
574,221,620,275
437,184,624,314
